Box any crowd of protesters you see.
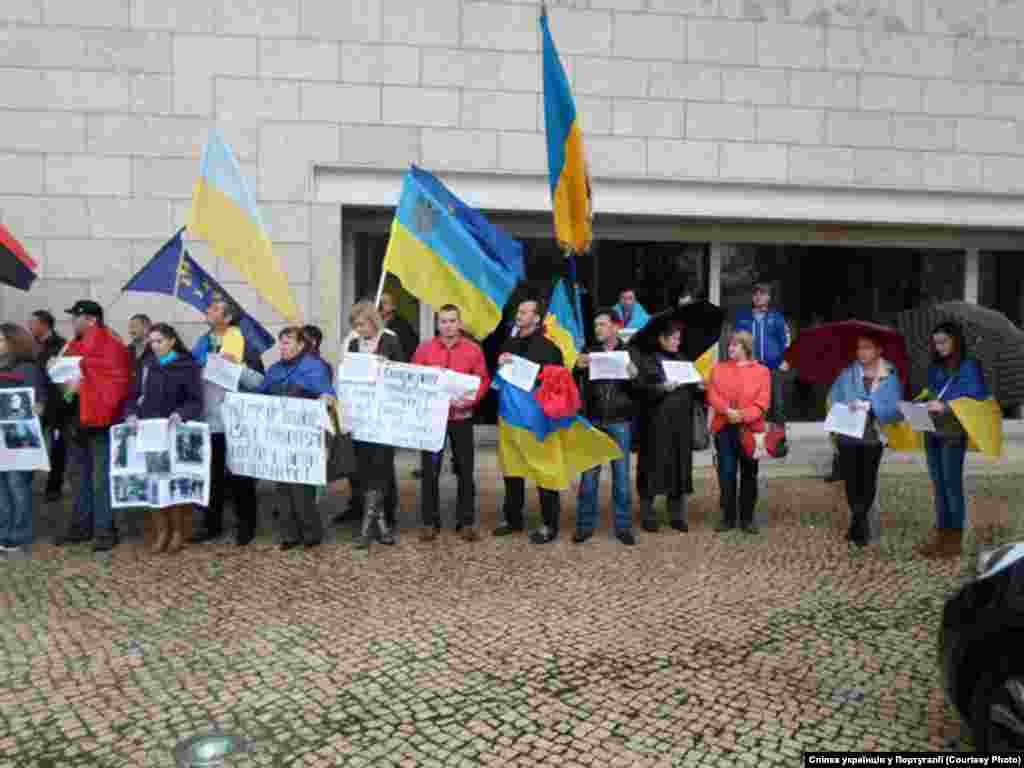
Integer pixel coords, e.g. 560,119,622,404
0,277,991,561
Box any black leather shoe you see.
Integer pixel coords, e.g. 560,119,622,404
55,526,93,546
572,529,593,544
642,520,659,533
715,520,736,532
190,529,223,544
279,541,301,551
615,529,637,546
303,540,322,549
92,530,117,552
493,525,524,537
670,520,689,532
236,528,255,546
529,528,558,545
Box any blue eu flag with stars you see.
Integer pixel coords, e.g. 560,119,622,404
123,228,275,354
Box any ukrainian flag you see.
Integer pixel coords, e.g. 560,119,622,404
187,129,300,323
885,389,1004,458
498,381,622,491
543,279,582,370
383,167,522,341
542,9,592,255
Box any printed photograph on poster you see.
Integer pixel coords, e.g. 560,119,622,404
173,424,208,469
2,421,42,449
111,424,147,473
113,475,150,505
0,389,34,420
145,451,172,474
169,475,206,504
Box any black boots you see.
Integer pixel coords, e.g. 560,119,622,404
717,476,737,532
354,491,396,549
668,496,688,532
639,497,658,532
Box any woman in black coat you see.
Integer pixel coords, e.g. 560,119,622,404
631,315,697,533
124,323,203,556
345,299,405,549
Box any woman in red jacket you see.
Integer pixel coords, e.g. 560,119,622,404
707,331,771,533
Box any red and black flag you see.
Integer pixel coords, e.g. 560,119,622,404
0,223,38,291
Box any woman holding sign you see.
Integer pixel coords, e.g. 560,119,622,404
629,314,698,534
346,300,405,549
0,323,46,554
124,323,203,555
916,322,990,559
257,327,336,551
827,333,904,547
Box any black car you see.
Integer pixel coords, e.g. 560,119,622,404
940,543,1024,751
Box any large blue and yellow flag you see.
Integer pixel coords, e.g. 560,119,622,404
383,167,523,340
123,229,275,354
884,389,1004,458
187,129,300,322
541,8,592,255
498,380,622,491
544,279,583,370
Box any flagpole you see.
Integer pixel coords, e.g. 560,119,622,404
373,269,387,308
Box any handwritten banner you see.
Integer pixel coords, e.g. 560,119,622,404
336,362,451,452
222,393,326,485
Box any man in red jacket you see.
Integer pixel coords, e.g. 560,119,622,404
56,301,133,552
412,304,490,542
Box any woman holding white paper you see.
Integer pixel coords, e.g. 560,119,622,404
124,323,203,556
630,315,697,533
916,321,990,559
0,324,46,555
346,300,404,549
827,333,904,547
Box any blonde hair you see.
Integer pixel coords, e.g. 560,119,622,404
730,331,754,360
349,300,382,334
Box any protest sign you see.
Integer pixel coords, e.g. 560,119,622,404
0,387,49,471
109,420,211,508
222,393,327,485
336,362,451,452
202,353,245,391
48,356,82,385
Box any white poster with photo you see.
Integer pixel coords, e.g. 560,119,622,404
222,393,327,486
336,362,451,452
109,420,211,508
0,388,50,472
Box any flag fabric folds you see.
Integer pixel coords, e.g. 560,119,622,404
543,279,582,370
186,129,300,323
497,379,622,491
0,223,38,291
882,388,1004,458
123,229,276,355
383,167,523,341
541,9,593,255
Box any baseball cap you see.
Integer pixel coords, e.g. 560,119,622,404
65,300,104,320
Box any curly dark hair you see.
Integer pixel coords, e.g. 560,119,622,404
930,320,968,367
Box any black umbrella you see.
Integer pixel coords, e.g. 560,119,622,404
628,300,725,360
894,301,1024,407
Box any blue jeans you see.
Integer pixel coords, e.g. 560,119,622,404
73,438,94,531
576,422,632,531
925,434,968,529
77,430,114,533
0,471,34,546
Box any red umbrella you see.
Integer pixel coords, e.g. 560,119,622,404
784,320,910,389
0,223,38,291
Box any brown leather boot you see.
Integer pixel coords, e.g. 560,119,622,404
939,528,963,558
151,509,170,554
914,528,944,559
167,506,185,554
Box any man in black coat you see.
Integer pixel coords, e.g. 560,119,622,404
572,308,638,546
493,298,565,544
29,310,68,501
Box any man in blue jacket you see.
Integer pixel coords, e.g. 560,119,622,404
733,277,791,426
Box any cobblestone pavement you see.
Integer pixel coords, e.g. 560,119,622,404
2,464,1021,767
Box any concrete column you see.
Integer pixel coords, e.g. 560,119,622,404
419,301,434,346
311,204,343,366
709,241,723,305
964,248,980,304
